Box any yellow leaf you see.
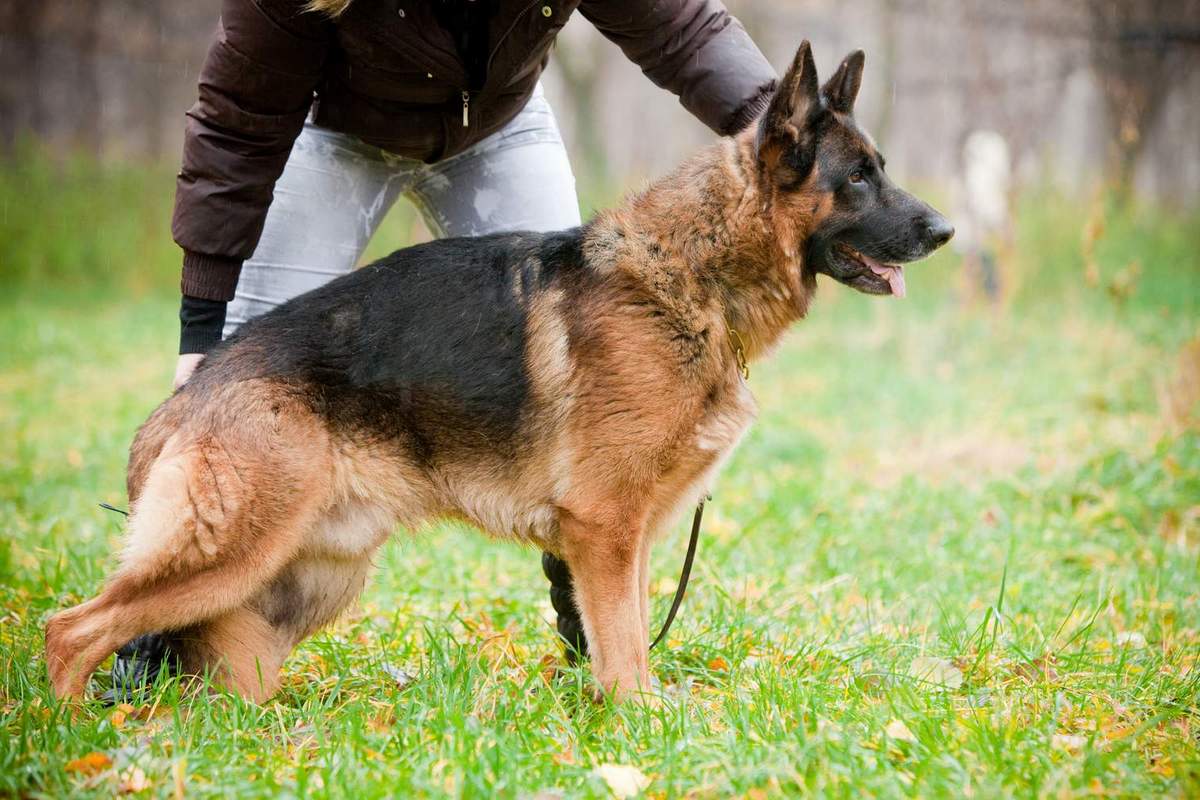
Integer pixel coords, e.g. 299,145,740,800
595,763,651,798
707,657,729,672
1103,725,1135,741
65,752,112,775
909,656,963,689
172,758,187,800
111,709,127,729
885,719,917,743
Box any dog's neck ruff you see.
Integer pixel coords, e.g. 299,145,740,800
587,130,814,372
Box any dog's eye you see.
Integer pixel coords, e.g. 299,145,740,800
848,171,865,185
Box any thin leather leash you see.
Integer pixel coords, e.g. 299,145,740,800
649,495,706,650
650,324,746,649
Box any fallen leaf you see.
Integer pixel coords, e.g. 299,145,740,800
909,656,963,689
368,708,395,734
131,703,169,721
1013,655,1059,683
1115,631,1146,648
1051,733,1087,752
65,752,112,775
707,657,729,672
111,709,128,729
381,663,415,689
119,766,150,794
172,758,186,800
539,653,561,685
1102,724,1135,741
885,719,917,743
595,763,651,798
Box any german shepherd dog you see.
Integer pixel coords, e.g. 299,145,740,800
46,42,952,702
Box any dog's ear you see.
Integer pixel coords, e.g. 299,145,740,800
757,40,821,186
821,50,865,115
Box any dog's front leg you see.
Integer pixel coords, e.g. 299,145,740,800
559,512,649,701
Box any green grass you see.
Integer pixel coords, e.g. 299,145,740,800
1,157,1199,798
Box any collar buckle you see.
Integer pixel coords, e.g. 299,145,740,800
728,327,750,381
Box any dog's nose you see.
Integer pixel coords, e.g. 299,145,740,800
924,216,955,248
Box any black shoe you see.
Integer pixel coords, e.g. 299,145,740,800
101,633,178,705
542,551,588,663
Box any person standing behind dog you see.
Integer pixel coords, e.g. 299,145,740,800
172,0,778,374
121,0,777,683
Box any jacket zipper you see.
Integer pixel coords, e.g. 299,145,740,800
460,2,549,130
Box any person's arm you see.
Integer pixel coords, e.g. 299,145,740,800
578,0,777,136
172,0,331,363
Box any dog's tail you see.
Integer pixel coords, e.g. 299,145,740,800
126,392,190,507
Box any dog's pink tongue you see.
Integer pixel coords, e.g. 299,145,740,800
865,256,906,298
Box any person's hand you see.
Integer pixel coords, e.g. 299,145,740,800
174,353,205,390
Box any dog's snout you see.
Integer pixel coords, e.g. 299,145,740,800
924,216,955,248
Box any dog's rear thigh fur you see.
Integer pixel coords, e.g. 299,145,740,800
45,393,335,700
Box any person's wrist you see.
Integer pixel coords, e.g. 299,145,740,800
179,326,223,355
179,295,228,355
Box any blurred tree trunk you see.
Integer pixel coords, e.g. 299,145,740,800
71,2,102,155
0,0,102,154
0,0,48,150
1086,0,1176,194
872,0,897,148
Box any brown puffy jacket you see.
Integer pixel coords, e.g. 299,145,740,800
172,0,777,301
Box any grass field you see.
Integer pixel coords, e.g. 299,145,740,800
1,158,1198,798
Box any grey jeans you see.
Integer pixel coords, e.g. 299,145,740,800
224,84,581,335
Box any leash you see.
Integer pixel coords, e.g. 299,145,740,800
545,496,708,658
649,496,707,650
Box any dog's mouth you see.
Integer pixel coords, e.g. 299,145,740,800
832,244,906,298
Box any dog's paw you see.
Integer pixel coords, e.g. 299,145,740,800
103,634,178,705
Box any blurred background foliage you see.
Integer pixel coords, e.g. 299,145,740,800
0,0,1198,301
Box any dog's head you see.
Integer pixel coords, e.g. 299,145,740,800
756,42,953,298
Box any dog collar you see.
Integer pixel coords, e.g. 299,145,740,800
728,327,750,380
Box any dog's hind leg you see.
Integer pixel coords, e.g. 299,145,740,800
157,608,290,703
45,405,333,701
160,553,376,702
